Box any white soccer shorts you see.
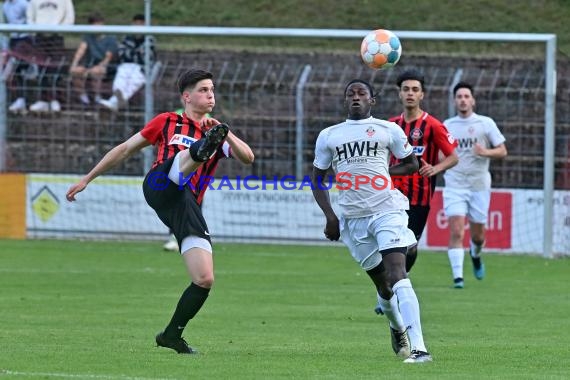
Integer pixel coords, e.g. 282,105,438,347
443,187,491,225
339,210,416,271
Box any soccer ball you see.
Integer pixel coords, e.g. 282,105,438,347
360,29,402,70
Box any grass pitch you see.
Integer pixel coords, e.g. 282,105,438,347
0,239,568,379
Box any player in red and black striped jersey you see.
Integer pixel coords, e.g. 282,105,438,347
66,69,254,354
390,70,458,273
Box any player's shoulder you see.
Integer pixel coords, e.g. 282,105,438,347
443,115,461,126
161,111,180,118
150,111,177,122
319,121,344,136
423,112,445,126
368,117,400,130
473,113,498,126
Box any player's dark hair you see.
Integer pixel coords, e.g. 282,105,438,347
453,81,474,97
177,69,214,94
87,12,104,24
133,14,145,22
344,79,375,98
396,69,425,91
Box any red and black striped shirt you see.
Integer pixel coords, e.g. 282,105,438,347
140,112,231,205
389,111,456,206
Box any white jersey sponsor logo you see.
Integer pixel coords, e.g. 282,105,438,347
168,134,197,147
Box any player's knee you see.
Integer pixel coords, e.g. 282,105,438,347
193,274,214,288
382,258,407,286
377,283,393,300
450,228,464,242
387,267,407,287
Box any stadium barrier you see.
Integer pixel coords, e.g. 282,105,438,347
24,173,570,255
0,173,26,238
0,23,563,257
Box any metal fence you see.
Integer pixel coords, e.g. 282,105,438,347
3,49,568,191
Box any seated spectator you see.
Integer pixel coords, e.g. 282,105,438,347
69,13,117,105
98,14,156,111
3,0,35,113
25,0,75,112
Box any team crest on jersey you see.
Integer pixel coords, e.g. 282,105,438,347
169,134,197,147
410,128,423,140
447,133,455,144
366,126,376,137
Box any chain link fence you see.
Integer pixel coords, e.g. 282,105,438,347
2,43,568,190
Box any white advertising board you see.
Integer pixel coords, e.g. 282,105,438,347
27,174,168,239
25,174,570,255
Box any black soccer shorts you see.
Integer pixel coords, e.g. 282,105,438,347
142,157,211,247
406,205,431,241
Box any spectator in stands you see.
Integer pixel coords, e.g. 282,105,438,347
69,13,117,106
3,0,35,113
25,0,75,112
98,13,156,112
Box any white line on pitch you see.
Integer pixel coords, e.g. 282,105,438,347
0,369,175,380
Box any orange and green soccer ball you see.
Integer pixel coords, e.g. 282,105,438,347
360,29,402,69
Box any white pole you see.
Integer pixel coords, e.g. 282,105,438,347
295,65,312,180
543,36,557,258
448,68,463,119
142,0,154,173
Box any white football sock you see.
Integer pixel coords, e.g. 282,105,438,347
448,248,464,279
392,278,427,352
377,294,405,331
470,240,484,258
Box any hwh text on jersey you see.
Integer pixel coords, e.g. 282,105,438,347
456,137,478,149
336,141,379,161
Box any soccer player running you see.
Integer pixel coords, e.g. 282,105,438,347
66,69,255,354
443,82,507,288
312,79,432,363
389,70,458,273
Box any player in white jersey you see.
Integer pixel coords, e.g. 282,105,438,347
443,82,507,288
312,79,432,364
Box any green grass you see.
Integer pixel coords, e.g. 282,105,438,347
71,0,570,57
0,239,569,379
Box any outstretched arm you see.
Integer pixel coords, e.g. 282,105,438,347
66,133,151,201
311,166,339,241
